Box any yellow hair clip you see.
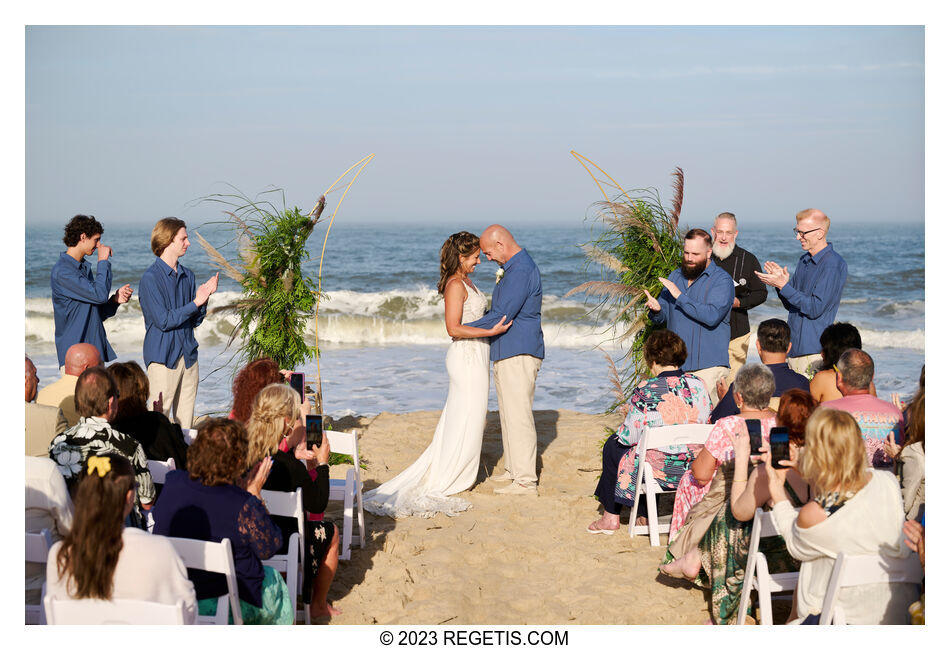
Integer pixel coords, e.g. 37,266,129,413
87,456,111,478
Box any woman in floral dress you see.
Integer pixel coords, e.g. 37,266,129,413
587,330,712,534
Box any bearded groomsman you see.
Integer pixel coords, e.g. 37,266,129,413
644,228,735,407
710,212,767,386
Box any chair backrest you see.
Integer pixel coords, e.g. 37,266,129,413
44,594,189,624
818,551,923,624
640,423,714,451
26,529,53,563
182,428,198,445
325,429,360,466
165,536,242,625
147,458,176,485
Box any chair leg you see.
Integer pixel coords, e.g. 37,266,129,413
646,486,660,547
341,469,355,561
755,553,773,625
356,488,366,549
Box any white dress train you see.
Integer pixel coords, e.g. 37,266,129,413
363,282,489,518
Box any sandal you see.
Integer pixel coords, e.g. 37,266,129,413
587,520,618,535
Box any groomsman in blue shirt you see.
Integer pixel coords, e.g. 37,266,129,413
755,208,848,377
643,228,735,406
139,218,218,428
466,225,544,496
50,215,133,369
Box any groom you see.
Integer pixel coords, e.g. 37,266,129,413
465,225,544,496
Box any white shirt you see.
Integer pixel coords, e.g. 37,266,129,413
26,457,74,604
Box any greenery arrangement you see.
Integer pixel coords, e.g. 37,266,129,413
567,151,686,410
195,154,375,416
195,188,326,372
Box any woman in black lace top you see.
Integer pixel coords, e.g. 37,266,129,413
246,383,342,619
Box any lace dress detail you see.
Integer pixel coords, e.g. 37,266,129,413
364,282,490,518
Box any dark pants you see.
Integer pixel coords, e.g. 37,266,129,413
595,435,631,515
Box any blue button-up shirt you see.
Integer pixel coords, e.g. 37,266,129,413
777,243,848,357
139,258,206,369
648,263,735,372
465,249,544,362
50,252,119,366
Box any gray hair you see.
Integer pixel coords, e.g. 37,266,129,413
734,363,775,410
837,348,874,391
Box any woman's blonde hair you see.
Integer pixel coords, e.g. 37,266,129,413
797,407,869,497
245,383,299,466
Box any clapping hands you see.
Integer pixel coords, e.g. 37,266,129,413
195,272,219,306
754,261,790,289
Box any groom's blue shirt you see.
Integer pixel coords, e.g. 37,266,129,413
465,249,544,362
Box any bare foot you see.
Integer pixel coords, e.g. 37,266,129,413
310,602,342,618
660,548,702,580
635,516,648,526
587,514,620,535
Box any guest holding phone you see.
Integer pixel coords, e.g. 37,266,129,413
245,383,342,619
229,357,293,424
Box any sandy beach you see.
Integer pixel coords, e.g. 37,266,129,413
322,409,712,625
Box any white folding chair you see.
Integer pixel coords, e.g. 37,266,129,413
736,508,800,624
628,423,714,546
26,529,53,625
326,429,365,561
182,428,198,445
260,488,309,624
44,594,191,624
147,458,176,484
166,536,243,624
818,551,923,624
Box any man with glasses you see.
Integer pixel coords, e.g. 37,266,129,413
755,208,848,377
710,212,767,388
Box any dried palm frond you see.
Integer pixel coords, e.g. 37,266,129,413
602,349,624,407
669,167,684,228
564,280,639,300
194,232,245,283
581,244,629,274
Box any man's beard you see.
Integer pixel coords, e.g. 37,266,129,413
681,257,708,281
712,240,735,260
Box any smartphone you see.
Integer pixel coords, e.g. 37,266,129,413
305,414,324,448
769,427,791,469
746,420,763,458
289,372,305,402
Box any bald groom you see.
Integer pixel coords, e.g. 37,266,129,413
465,225,544,496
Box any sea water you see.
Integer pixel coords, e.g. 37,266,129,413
24,221,924,418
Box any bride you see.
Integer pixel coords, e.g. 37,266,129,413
363,231,511,518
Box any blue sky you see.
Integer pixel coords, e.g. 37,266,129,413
26,25,923,226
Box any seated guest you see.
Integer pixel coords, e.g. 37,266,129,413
26,456,74,608
809,322,876,402
766,408,918,624
47,367,155,527
885,377,924,521
108,360,189,470
903,519,925,624
663,389,816,624
246,384,342,618
711,318,809,422
823,348,903,468
25,355,67,456
47,453,196,622
661,364,776,576
588,330,712,534
152,418,293,624
230,357,289,423
37,342,101,427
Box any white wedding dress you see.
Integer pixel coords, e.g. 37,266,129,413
364,281,490,518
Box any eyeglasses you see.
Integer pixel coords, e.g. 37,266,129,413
792,227,823,238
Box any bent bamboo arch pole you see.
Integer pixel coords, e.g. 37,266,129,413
310,153,375,414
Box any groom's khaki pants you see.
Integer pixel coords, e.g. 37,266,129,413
493,354,542,487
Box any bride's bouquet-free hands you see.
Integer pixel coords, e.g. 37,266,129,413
295,432,332,471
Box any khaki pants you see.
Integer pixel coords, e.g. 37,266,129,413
726,333,752,386
148,357,199,429
689,366,730,409
493,355,542,487
788,353,822,380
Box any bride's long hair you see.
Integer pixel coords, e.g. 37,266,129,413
437,231,481,295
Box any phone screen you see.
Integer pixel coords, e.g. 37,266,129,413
769,427,790,469
305,414,323,448
290,373,305,402
746,420,763,457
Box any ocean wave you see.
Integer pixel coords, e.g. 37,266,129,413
859,328,925,351
873,300,925,318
